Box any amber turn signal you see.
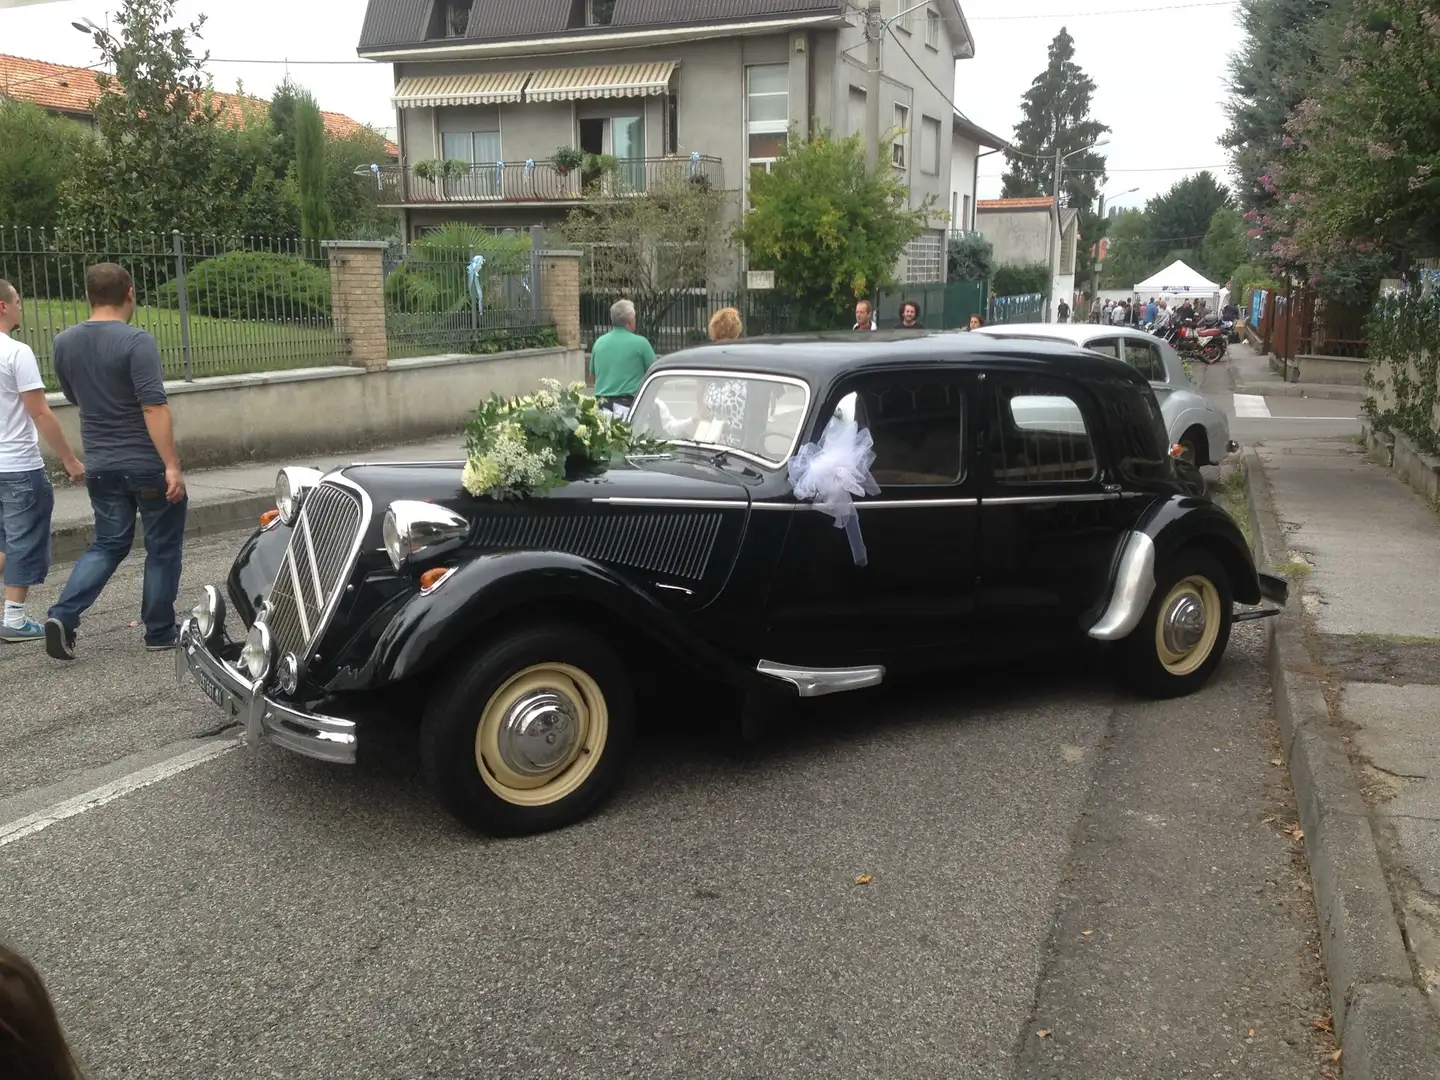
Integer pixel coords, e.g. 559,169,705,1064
419,566,451,591
1169,444,1186,458
259,509,279,527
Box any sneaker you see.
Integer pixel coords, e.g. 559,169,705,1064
44,618,76,661
145,623,181,651
0,619,45,644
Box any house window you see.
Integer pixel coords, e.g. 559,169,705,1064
892,103,909,169
587,0,616,27
925,9,942,48
665,92,678,155
847,86,866,138
962,193,970,230
442,130,501,165
920,115,941,174
890,0,913,33
426,0,473,39
746,64,789,174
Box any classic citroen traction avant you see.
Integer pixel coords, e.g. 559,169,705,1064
178,332,1287,836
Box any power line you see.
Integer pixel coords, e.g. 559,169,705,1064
970,0,1235,19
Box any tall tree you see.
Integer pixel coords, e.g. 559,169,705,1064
1098,209,1162,288
1200,207,1249,284
60,0,219,235
268,78,301,181
1145,172,1232,256
294,91,335,243
1000,29,1110,282
735,131,929,326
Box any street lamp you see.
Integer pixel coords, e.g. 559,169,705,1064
1048,138,1108,321
1091,185,1139,299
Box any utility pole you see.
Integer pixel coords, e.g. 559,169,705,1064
1047,144,1062,323
864,1,882,175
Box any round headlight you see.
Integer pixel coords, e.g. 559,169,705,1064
240,621,274,682
382,500,471,572
382,508,408,570
275,467,324,527
190,584,226,643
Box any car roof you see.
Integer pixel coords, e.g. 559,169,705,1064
972,322,1153,345
648,330,1149,394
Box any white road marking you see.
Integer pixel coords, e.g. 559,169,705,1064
1233,393,1271,418
0,738,239,848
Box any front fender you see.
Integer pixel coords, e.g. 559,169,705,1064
327,550,787,697
225,521,291,627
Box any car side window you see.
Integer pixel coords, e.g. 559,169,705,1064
1122,338,1167,382
1086,337,1121,359
989,380,1098,484
831,373,965,486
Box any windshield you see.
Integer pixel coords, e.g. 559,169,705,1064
630,372,810,466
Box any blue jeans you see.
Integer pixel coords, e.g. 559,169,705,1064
0,468,55,588
49,469,188,645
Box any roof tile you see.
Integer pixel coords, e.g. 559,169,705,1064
977,196,1055,210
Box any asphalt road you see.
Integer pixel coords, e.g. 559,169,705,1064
0,521,1336,1079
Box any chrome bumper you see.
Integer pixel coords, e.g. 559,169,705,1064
176,616,357,765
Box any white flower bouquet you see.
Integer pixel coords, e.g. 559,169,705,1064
461,379,668,500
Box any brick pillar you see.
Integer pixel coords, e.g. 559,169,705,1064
323,240,389,372
540,249,583,350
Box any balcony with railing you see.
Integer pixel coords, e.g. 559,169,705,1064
377,156,725,206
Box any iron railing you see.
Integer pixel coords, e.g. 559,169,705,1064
988,292,1046,325
0,227,340,387
377,156,725,205
581,288,794,355
382,238,555,359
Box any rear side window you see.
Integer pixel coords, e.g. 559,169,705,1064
1086,338,1121,359
1123,339,1166,382
990,382,1098,483
1096,386,1174,485
831,373,965,486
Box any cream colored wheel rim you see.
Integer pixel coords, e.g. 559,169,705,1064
1154,575,1222,677
476,663,608,807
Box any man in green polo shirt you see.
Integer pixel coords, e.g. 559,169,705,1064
590,298,656,419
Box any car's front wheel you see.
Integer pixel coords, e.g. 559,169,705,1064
420,624,635,836
1119,548,1233,699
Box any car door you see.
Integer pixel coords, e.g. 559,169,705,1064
977,370,1137,639
765,367,983,668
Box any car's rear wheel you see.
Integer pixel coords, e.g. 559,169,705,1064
420,623,635,836
1119,548,1232,699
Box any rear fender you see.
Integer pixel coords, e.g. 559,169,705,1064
327,550,787,697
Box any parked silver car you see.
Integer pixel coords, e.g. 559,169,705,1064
972,323,1238,465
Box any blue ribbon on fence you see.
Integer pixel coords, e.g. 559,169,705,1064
467,255,486,314
689,150,700,179
369,163,381,190
525,158,535,173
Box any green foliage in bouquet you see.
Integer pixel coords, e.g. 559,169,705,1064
462,379,670,500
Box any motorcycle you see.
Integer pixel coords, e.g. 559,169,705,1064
1192,316,1230,364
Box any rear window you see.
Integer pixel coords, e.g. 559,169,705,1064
1099,387,1175,486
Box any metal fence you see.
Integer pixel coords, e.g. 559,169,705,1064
0,227,340,387
382,237,554,359
988,292,1046,325
581,288,795,355
874,280,987,329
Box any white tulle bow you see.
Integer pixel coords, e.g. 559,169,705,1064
787,417,881,566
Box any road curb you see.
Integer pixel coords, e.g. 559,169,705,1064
1243,448,1440,1078
1235,382,1368,402
51,493,273,564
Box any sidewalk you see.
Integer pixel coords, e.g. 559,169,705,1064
1247,436,1440,1077
50,435,466,562
1229,340,1368,401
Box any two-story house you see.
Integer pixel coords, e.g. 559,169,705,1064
358,0,976,283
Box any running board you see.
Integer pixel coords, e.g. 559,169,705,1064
756,661,886,697
1234,608,1281,622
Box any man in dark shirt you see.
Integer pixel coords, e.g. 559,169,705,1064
44,263,188,659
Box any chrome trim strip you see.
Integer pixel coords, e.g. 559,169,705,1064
654,583,694,595
593,497,749,509
283,548,313,642
341,459,467,468
1087,531,1157,641
756,661,886,697
986,492,1120,505
629,366,813,469
858,498,979,508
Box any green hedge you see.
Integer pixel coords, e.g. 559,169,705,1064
991,262,1051,299
156,251,331,323
1365,285,1440,453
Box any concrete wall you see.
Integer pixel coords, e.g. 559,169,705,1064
41,349,585,471
977,208,1051,267
948,136,979,230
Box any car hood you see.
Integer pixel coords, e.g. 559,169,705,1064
332,454,751,521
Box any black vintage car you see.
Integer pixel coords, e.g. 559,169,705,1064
178,333,1286,836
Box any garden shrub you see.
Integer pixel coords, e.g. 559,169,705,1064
156,250,331,322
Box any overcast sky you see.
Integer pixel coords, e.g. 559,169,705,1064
2,0,1241,211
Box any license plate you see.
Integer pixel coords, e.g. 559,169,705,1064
194,667,240,719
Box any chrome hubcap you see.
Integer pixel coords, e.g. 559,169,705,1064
496,690,579,777
1163,594,1207,654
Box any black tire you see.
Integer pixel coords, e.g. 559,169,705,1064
420,623,635,837
1119,547,1233,699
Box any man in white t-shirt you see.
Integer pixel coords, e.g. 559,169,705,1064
0,280,85,642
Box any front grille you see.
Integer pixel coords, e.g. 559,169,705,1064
267,482,366,663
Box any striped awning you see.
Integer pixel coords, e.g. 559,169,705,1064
392,72,530,109
525,62,678,103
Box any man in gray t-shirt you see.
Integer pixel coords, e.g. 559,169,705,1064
45,262,190,660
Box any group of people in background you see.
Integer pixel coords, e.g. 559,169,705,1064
1082,294,1209,329
0,265,189,663
852,298,983,332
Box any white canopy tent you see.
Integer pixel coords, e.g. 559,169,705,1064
1133,260,1221,298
